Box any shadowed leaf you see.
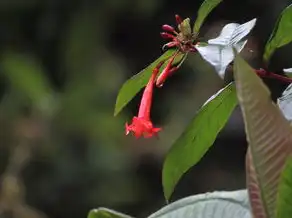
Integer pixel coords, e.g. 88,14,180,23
233,54,292,218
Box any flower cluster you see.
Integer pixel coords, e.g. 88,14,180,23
125,15,197,138
160,14,198,53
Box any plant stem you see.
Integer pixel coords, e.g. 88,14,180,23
255,69,292,84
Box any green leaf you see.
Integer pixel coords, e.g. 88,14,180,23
1,52,52,106
276,157,292,218
88,208,133,218
263,4,292,63
163,83,238,200
193,0,223,34
233,54,292,218
149,190,250,218
114,49,183,116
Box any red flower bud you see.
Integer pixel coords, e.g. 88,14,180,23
162,24,175,33
156,52,178,87
175,14,183,25
160,32,175,39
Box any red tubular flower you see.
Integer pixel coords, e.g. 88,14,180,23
175,14,183,25
156,52,179,87
125,62,164,138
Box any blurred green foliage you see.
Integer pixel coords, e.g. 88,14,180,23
0,1,158,218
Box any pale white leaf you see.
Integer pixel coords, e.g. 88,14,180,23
148,190,251,218
208,23,240,45
196,40,246,78
283,68,292,73
278,84,292,121
196,18,256,78
230,18,257,44
283,68,292,78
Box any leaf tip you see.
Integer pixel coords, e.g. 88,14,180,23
114,94,123,117
113,107,119,117
163,189,172,203
162,165,174,202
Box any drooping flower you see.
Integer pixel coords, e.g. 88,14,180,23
125,62,164,138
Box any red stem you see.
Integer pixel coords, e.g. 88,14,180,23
255,69,292,84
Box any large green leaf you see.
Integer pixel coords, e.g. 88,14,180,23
193,0,223,34
1,52,52,106
233,54,292,218
149,190,251,218
114,49,183,116
163,83,238,200
263,4,292,63
88,208,133,218
276,157,292,218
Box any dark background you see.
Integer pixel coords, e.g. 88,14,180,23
0,0,291,218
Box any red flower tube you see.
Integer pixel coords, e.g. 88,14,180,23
125,62,164,138
156,51,179,87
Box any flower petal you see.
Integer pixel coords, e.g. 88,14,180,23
230,18,257,44
196,40,247,78
283,68,292,73
208,23,240,46
125,117,161,139
278,84,292,121
208,18,256,46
